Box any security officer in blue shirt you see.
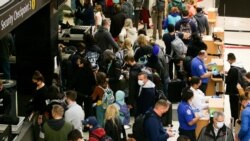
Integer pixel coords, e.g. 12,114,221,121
178,87,204,141
191,50,218,93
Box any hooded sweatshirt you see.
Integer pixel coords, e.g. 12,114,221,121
226,62,245,95
43,119,73,141
194,12,209,35
137,80,156,116
94,26,119,53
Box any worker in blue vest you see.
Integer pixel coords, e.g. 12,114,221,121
177,87,205,141
191,50,219,93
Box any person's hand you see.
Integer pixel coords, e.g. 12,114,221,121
128,104,133,109
166,129,175,137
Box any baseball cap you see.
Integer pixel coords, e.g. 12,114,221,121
82,116,98,127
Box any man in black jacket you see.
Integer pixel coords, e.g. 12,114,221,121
226,53,246,121
94,19,119,53
124,55,142,116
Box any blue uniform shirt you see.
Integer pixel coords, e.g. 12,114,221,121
177,101,196,130
191,57,209,83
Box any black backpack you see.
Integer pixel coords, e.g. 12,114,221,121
235,67,247,89
132,112,153,141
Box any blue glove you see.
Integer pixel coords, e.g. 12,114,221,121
212,70,219,75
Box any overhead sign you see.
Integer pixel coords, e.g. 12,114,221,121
0,0,50,38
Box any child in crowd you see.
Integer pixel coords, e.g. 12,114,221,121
82,116,107,141
114,90,130,127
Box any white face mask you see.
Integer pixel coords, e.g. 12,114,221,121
216,122,224,129
138,80,144,86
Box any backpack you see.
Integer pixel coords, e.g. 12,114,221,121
132,112,153,141
100,86,115,109
116,102,130,125
235,67,247,89
91,133,113,141
85,51,100,68
168,0,185,13
180,20,192,35
134,0,144,10
170,34,188,58
153,0,165,12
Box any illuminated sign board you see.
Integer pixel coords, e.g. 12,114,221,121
0,0,50,38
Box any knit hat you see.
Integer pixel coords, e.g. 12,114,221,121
115,90,125,105
82,116,98,127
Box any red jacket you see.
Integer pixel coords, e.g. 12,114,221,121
89,127,106,141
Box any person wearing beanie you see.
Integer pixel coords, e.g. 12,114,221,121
82,116,106,141
148,41,169,97
114,90,130,126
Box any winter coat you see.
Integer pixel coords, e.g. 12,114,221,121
104,118,126,141
43,119,74,141
94,26,119,53
144,109,169,141
110,12,127,38
197,123,234,141
226,62,244,95
137,80,155,116
128,63,143,105
238,104,250,141
194,12,209,35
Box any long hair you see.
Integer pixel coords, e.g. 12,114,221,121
104,104,120,127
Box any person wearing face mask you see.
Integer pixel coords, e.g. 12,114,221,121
197,111,234,141
136,72,156,117
124,55,143,116
178,87,204,141
189,76,209,111
238,94,250,141
29,70,48,141
191,50,219,93
144,99,175,141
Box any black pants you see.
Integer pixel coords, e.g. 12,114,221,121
229,94,240,122
179,128,196,141
200,83,208,94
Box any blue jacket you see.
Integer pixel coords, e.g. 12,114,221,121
177,101,196,130
163,13,181,30
191,56,209,83
238,104,250,141
144,109,169,141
